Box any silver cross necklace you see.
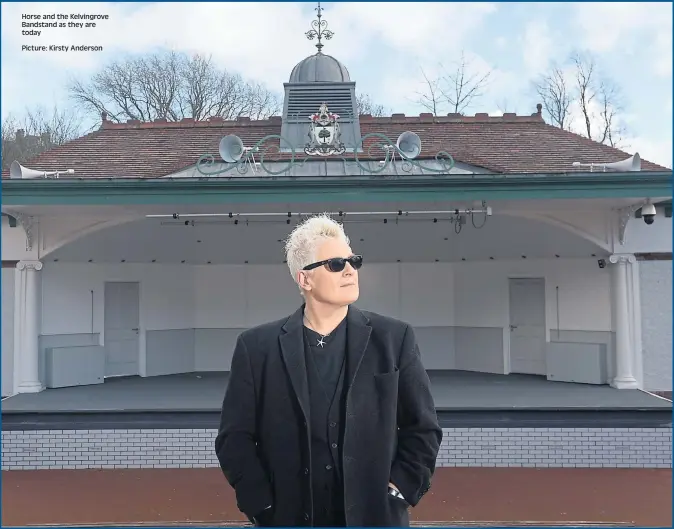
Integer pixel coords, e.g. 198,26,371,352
303,313,331,348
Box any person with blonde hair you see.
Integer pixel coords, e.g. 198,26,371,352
215,213,441,527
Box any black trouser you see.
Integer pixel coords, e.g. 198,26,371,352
312,485,346,527
312,506,346,527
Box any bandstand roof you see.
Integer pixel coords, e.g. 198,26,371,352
2,109,669,181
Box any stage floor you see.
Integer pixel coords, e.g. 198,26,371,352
2,371,671,413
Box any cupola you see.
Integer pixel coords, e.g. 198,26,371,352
280,3,362,153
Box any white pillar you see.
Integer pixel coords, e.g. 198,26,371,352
15,260,43,393
609,254,638,389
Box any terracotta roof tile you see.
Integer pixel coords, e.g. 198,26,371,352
3,112,668,179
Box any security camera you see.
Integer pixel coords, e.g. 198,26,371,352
642,202,656,225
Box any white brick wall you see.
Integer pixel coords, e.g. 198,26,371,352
2,427,671,470
437,427,672,468
1,429,218,470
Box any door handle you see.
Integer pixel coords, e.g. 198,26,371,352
509,325,517,331
132,328,139,332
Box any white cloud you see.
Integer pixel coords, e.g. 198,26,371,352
520,19,554,74
1,1,497,91
328,2,498,62
1,2,325,121
574,2,672,77
485,69,531,115
1,2,312,86
377,74,428,114
653,30,673,77
628,136,672,169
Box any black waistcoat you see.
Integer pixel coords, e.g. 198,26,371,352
303,318,348,526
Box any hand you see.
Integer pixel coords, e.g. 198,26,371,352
387,482,408,506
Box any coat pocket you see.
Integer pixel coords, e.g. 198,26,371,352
386,490,410,527
374,367,400,391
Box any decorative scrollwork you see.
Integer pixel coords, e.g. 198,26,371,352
617,204,640,245
253,134,310,176
4,211,35,251
609,254,636,265
347,132,456,176
196,134,311,178
305,2,333,52
195,132,455,178
17,260,42,271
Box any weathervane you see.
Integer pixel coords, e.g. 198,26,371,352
305,2,334,53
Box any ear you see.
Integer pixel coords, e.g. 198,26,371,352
298,270,312,292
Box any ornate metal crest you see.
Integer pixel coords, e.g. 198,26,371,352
304,103,345,157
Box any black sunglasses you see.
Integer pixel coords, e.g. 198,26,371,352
303,255,363,272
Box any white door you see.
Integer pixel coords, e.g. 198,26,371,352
104,282,140,377
508,278,546,375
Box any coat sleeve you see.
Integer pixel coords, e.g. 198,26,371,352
389,324,443,507
214,335,273,519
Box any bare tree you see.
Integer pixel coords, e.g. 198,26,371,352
415,68,443,116
571,52,626,146
573,53,595,139
414,51,492,116
597,80,625,148
532,52,626,147
67,51,282,123
2,105,84,170
443,51,492,114
532,66,572,129
356,93,388,117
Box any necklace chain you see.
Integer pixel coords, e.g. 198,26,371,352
303,313,331,348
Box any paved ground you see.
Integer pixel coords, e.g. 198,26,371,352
2,468,671,527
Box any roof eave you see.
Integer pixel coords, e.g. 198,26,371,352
2,170,671,206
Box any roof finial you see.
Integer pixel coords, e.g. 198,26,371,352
305,2,333,53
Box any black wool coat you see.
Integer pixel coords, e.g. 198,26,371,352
215,304,443,527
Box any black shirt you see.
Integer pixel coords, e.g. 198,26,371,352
303,316,348,526
304,316,347,398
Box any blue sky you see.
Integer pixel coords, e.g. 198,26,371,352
2,1,672,167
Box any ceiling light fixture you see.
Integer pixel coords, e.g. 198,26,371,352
148,207,492,220
160,217,473,227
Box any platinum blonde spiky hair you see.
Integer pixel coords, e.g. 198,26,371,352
284,213,350,293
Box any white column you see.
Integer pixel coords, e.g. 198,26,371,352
609,254,638,389
15,260,43,393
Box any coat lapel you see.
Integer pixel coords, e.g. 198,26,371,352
279,305,310,423
345,305,372,390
